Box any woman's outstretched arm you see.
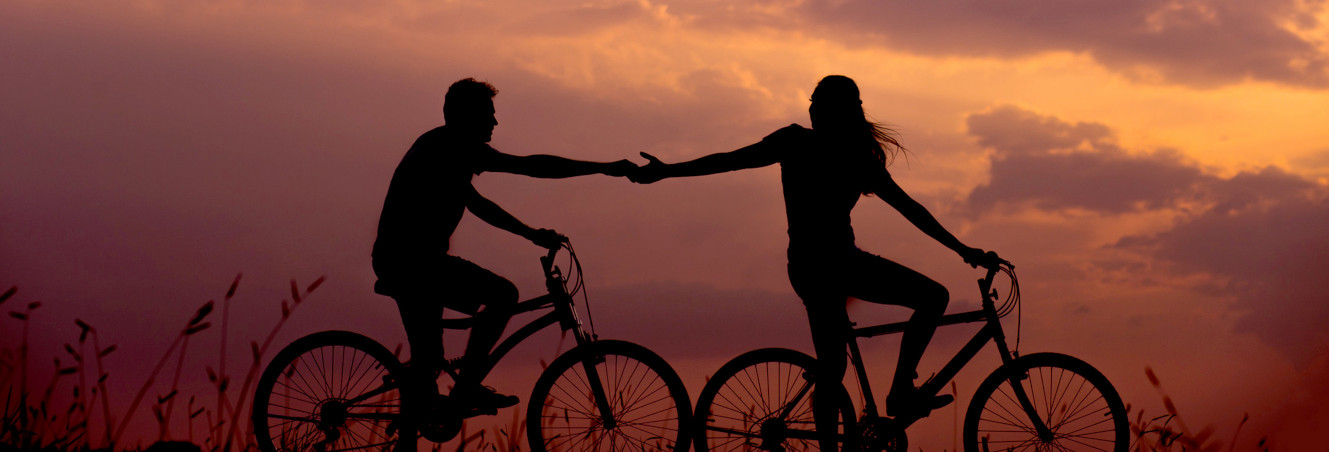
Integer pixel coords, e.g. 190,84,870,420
630,141,781,184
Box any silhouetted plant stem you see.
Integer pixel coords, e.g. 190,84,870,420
220,276,323,452
71,319,94,450
215,273,239,451
159,331,194,441
89,328,116,448
112,300,212,446
7,296,40,449
112,329,185,446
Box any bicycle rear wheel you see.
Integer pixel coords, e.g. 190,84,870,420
527,340,691,452
963,352,1128,452
253,330,405,452
693,348,855,452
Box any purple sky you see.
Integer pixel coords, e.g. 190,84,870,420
3,0,1328,449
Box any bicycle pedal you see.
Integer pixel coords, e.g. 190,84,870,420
464,406,498,417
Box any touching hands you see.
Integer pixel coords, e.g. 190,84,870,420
627,152,668,184
602,159,639,177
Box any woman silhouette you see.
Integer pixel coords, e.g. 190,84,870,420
631,75,1002,451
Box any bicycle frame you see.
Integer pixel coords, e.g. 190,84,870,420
429,247,591,380
428,245,618,426
844,265,1053,437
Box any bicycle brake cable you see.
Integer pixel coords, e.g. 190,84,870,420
1009,267,1022,356
565,242,598,339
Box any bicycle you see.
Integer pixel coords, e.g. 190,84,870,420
692,262,1129,452
251,241,692,452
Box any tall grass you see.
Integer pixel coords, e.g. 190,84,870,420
4,279,1282,451
1128,367,1269,452
0,275,323,452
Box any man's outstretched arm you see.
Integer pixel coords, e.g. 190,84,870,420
465,186,564,248
628,141,781,184
488,152,636,178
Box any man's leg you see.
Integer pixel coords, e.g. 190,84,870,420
456,293,516,386
392,296,443,450
395,296,443,392
442,256,519,408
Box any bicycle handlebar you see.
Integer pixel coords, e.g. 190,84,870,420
539,235,571,274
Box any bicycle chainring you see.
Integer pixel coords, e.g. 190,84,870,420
857,417,907,452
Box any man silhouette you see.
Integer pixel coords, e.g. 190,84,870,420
372,78,634,417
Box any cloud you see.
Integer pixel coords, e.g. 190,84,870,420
793,0,1329,89
1117,181,1329,364
963,104,1329,365
964,105,1211,214
1293,148,1329,176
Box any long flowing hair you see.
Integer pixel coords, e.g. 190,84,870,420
813,75,906,193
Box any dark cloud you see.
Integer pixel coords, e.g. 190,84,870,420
964,106,1211,214
793,0,1329,88
1293,148,1329,174
963,105,1329,365
1118,189,1329,365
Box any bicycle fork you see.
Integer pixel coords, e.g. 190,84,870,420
578,353,619,430
989,322,1054,442
557,290,618,431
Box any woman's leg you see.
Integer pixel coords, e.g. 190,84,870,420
790,261,851,452
805,302,851,452
843,251,949,410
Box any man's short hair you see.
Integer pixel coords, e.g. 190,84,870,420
444,78,498,122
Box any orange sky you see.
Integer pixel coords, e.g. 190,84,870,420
3,0,1328,449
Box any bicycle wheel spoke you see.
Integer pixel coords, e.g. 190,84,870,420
696,350,851,452
529,342,685,452
254,333,403,452
965,354,1127,452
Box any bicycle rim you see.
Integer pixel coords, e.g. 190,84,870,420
694,348,854,452
528,340,690,452
964,352,1128,452
253,331,404,452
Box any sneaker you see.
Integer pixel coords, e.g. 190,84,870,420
450,384,519,413
885,389,953,418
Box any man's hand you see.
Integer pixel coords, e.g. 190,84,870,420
628,152,668,184
602,159,638,177
962,248,1008,270
528,228,567,250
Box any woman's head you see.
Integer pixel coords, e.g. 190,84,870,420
809,75,905,170
809,75,862,131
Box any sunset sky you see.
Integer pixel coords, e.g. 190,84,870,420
3,0,1328,449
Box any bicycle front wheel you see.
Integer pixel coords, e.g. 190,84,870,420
253,330,405,452
694,348,855,452
527,339,691,452
963,352,1128,452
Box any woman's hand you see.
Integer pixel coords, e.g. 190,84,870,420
628,152,669,184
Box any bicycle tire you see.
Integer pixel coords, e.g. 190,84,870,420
963,352,1128,452
527,339,691,452
253,330,405,452
694,348,856,452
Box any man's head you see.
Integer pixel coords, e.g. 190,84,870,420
443,78,499,143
